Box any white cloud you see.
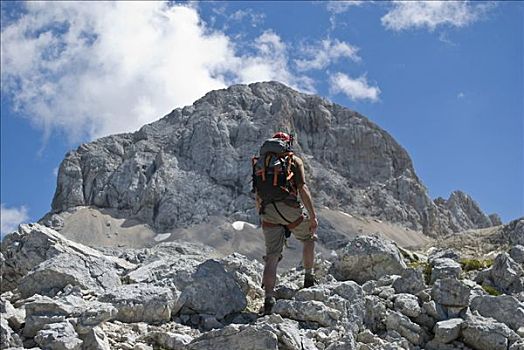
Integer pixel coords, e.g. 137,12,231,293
329,72,381,102
1,203,29,236
457,92,466,99
295,39,360,71
229,9,265,27
382,1,494,32
1,2,310,142
326,1,364,14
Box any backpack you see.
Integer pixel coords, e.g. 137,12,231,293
252,138,296,204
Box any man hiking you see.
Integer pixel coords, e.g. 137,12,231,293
252,131,318,315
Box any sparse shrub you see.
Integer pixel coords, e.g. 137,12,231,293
460,258,494,272
482,284,502,296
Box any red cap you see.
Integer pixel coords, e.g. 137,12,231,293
273,131,292,142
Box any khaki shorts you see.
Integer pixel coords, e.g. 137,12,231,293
261,201,313,258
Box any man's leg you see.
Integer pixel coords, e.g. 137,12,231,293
262,254,280,297
302,239,315,270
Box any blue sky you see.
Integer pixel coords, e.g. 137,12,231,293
1,1,523,235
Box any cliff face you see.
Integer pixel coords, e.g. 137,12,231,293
51,81,496,236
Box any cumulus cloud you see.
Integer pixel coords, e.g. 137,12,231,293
1,203,29,236
382,1,494,32
295,39,361,71
1,2,309,141
329,72,380,102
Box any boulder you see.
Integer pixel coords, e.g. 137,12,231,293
503,218,524,246
385,310,428,346
273,299,342,327
393,293,421,318
470,295,524,331
476,253,524,294
1,317,23,349
430,258,462,284
18,252,121,298
329,236,407,283
99,284,177,323
392,268,426,294
510,245,524,264
82,327,111,350
0,296,25,331
1,223,133,294
177,259,247,320
432,278,471,307
433,318,463,344
34,321,83,350
187,324,278,350
461,314,520,350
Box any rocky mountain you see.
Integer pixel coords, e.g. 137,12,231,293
49,81,498,239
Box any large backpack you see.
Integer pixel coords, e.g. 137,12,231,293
252,138,296,204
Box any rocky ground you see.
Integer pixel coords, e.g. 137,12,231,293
1,218,523,350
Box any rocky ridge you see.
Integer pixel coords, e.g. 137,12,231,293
49,82,497,238
2,221,523,350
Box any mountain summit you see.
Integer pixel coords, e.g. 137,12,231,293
51,81,496,238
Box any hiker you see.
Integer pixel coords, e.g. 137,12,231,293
252,131,318,315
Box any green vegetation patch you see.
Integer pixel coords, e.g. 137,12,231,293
482,284,502,296
460,258,494,272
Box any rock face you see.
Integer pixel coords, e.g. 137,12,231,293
48,82,496,237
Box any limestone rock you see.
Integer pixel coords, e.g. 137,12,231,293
1,317,23,349
503,218,524,246
432,278,471,307
461,314,520,350
476,252,524,294
392,268,426,294
187,324,278,350
393,293,421,318
99,284,177,323
0,223,132,294
34,321,83,350
385,310,428,346
433,318,463,344
470,295,524,331
510,245,524,264
430,258,462,284
82,327,111,350
0,296,25,331
177,259,247,320
18,252,121,298
329,235,407,283
273,299,342,327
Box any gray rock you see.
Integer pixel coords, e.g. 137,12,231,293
393,293,421,318
18,252,121,298
0,223,133,294
433,318,463,344
1,317,23,349
392,268,426,294
510,245,524,264
149,331,193,350
503,218,524,246
99,284,177,323
461,314,519,350
430,258,462,284
385,310,428,346
325,334,357,350
23,294,116,338
273,299,341,327
187,324,278,350
476,252,524,294
34,321,83,350
330,236,407,283
177,259,246,320
422,301,447,322
0,296,25,331
364,295,387,332
470,295,524,331
82,327,111,350
49,82,494,237
432,278,471,307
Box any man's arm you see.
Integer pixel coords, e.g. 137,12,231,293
298,184,318,235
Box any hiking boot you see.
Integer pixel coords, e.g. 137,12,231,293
263,296,276,315
303,273,317,288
